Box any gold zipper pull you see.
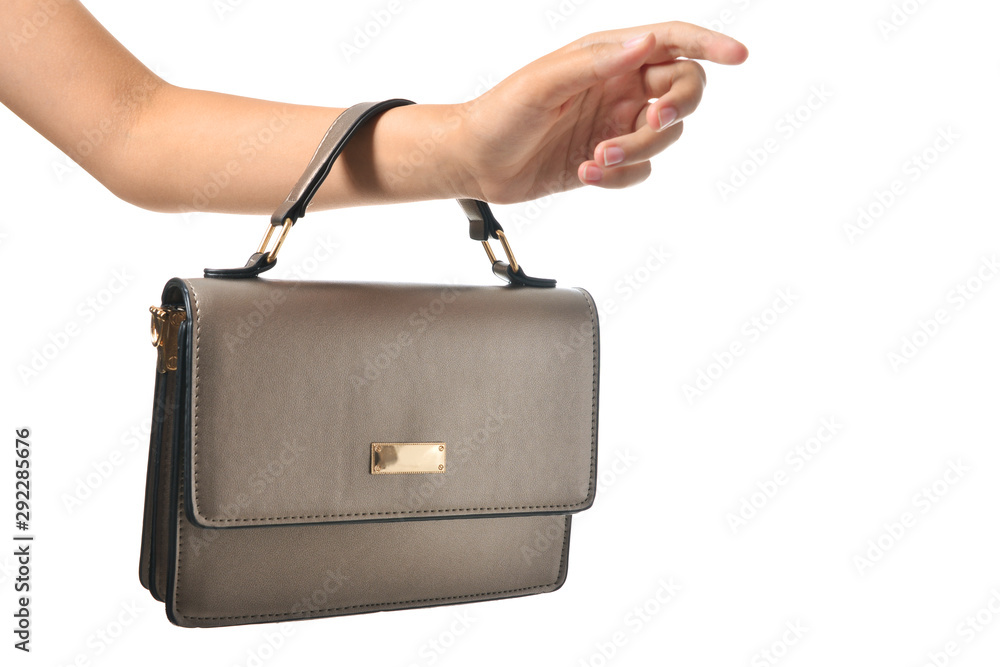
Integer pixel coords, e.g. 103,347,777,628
149,305,186,373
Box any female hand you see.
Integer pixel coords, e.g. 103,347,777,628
455,22,748,204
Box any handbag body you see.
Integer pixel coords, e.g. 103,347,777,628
138,100,600,628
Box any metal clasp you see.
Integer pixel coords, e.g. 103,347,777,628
149,305,185,373
481,229,519,273
257,218,294,264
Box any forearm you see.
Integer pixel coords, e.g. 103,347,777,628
115,87,474,214
0,0,474,216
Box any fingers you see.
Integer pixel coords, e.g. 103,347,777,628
594,119,685,170
578,159,653,190
519,21,746,110
581,122,684,187
585,21,749,66
583,53,705,184
583,54,701,180
525,21,747,189
641,59,706,132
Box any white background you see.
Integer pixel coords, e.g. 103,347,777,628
3,0,999,665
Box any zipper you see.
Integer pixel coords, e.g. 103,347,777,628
149,305,186,373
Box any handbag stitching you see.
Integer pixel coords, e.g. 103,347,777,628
190,285,202,514
174,474,186,621
186,282,599,523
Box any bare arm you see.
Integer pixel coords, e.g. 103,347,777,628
0,1,747,215
0,0,471,214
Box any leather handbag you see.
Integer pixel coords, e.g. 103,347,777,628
138,99,600,628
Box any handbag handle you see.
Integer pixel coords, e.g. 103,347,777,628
204,99,555,287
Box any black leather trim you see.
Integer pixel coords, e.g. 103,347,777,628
162,279,194,626
203,252,275,279
138,369,165,593
142,283,191,601
459,199,502,241
490,262,557,288
152,357,185,601
163,319,187,626
507,265,557,289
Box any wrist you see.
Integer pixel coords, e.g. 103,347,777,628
374,102,482,202
436,101,484,201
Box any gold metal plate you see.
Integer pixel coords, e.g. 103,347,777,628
371,443,446,474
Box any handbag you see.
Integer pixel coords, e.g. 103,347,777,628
138,99,600,628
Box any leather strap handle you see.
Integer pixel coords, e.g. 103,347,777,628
205,100,555,287
271,99,412,227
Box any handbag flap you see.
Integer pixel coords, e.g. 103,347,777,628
170,277,599,528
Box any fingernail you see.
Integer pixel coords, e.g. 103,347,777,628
583,165,603,182
623,33,649,49
603,147,625,167
656,107,678,132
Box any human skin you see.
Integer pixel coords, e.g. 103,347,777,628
0,1,748,215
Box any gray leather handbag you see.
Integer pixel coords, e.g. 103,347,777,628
139,99,600,628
